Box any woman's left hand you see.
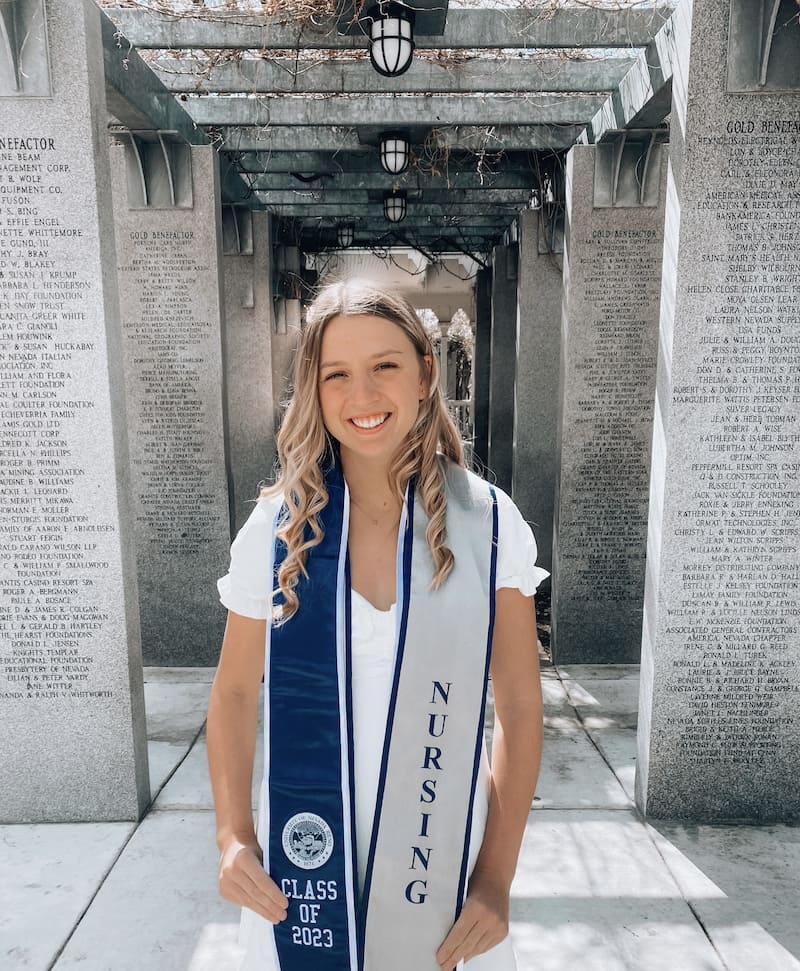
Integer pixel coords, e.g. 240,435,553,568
435,870,510,969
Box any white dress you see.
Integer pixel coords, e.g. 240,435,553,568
217,484,550,971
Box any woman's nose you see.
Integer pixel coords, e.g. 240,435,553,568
349,368,380,403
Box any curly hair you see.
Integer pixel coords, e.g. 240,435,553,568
260,277,465,621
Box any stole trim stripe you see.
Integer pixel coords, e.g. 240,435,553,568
356,481,415,963
335,488,360,969
454,485,499,920
264,500,283,970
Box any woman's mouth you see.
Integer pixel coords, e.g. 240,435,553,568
349,412,390,431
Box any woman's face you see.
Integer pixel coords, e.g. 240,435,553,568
318,313,430,465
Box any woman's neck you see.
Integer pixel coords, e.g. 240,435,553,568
339,449,399,510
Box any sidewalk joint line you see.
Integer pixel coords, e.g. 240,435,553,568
551,665,636,808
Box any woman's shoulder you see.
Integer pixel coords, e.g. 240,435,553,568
236,490,286,537
439,456,515,512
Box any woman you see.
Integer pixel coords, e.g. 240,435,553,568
208,279,546,971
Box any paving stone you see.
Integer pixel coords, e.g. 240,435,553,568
535,730,632,810
152,737,263,813
510,809,727,971
1,821,133,971
143,682,212,742
147,740,192,795
648,821,800,970
53,812,243,971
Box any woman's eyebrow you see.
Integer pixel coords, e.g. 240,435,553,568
320,349,405,368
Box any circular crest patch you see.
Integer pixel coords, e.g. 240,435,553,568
281,812,334,870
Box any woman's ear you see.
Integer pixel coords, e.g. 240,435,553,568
419,354,433,399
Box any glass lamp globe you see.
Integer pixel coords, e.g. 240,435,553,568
383,189,407,223
379,131,411,174
369,3,415,78
337,223,355,247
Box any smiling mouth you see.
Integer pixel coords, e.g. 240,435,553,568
350,413,390,430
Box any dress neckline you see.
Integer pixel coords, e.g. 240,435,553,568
351,587,396,615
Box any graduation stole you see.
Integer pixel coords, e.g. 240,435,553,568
262,453,498,971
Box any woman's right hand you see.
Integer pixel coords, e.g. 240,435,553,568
218,837,289,924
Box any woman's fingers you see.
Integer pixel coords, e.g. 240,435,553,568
436,891,509,968
436,909,476,969
218,840,289,923
237,848,290,910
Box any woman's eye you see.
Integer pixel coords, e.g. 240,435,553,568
324,371,346,381
376,362,398,371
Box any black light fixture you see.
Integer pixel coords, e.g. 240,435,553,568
383,189,407,223
369,3,416,78
337,222,355,247
379,131,411,174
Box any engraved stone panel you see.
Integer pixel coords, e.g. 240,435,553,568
553,143,666,663
637,0,800,821
109,142,230,666
0,0,148,822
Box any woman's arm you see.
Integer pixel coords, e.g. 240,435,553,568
207,609,289,924
436,587,544,968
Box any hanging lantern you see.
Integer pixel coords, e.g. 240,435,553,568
337,223,355,247
369,3,416,78
379,131,411,175
383,189,407,223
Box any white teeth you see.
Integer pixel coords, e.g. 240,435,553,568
351,413,388,429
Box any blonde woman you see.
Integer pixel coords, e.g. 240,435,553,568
209,279,547,971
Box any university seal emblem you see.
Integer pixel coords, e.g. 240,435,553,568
281,812,334,870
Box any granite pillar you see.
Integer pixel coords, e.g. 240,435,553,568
552,143,666,664
221,208,277,531
109,141,230,666
0,0,149,821
472,267,492,469
488,244,518,492
269,244,302,438
512,209,562,576
636,0,800,821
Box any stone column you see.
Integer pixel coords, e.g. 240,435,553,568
109,141,230,667
488,243,518,492
636,0,800,821
552,142,666,664
270,245,302,438
221,208,277,531
0,0,149,821
472,268,492,468
512,209,562,575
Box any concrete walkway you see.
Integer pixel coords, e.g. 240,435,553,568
3,665,800,971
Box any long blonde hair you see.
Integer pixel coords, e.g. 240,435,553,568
261,278,465,620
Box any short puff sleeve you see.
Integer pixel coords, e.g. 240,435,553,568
216,495,284,619
494,487,550,596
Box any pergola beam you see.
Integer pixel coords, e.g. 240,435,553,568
242,171,538,190
182,92,607,127
99,9,249,203
149,54,636,95
292,216,511,228
260,204,522,216
584,3,686,142
101,7,675,50
219,125,584,152
223,149,542,173
252,188,531,205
